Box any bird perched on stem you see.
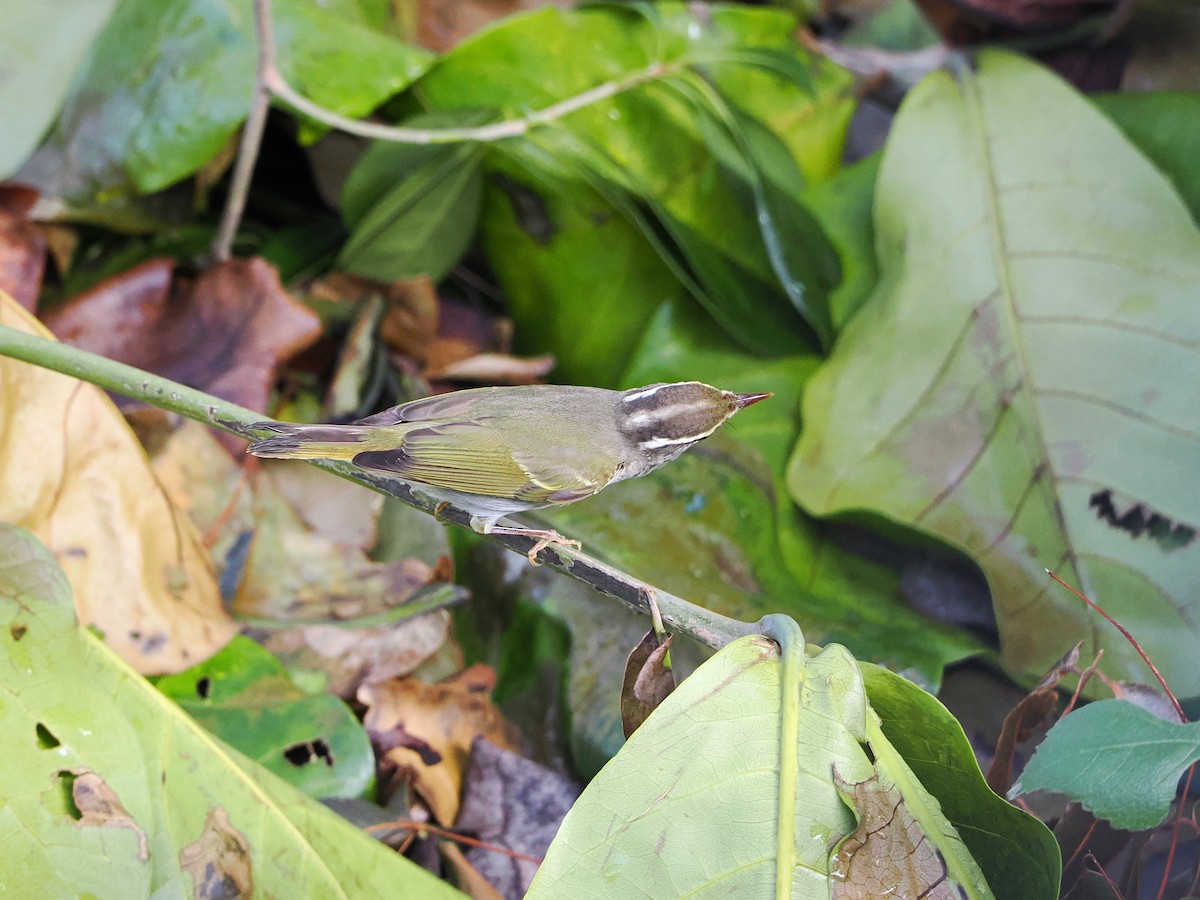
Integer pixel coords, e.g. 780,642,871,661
248,381,770,562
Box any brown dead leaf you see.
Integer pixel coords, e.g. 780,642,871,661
359,664,523,825
830,768,962,900
179,807,253,899
621,631,675,739
986,642,1080,795
0,294,235,673
417,0,557,52
70,768,149,861
426,352,556,385
43,256,321,452
0,185,47,311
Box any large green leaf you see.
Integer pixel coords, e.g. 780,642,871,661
415,3,851,365
0,0,117,179
1013,699,1197,831
154,636,375,800
790,52,1200,692
16,0,431,216
862,664,1060,900
529,621,994,898
0,523,461,898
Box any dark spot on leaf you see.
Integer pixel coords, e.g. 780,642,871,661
283,738,334,768
495,173,556,245
219,529,254,602
179,807,253,898
1089,489,1197,552
36,723,60,749
195,676,211,700
129,630,141,641
10,624,26,640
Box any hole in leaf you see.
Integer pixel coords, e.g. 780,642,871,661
36,723,60,749
56,771,82,820
10,624,26,641
1089,489,1197,552
195,676,211,700
283,738,334,768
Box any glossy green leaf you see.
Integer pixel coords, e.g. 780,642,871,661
17,0,431,212
1013,699,1198,831
0,523,461,899
790,51,1200,692
530,622,993,898
0,0,117,179
862,664,1060,900
416,3,850,364
340,124,486,282
1093,91,1200,225
802,153,881,330
154,636,374,800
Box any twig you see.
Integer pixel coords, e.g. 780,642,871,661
0,325,762,651
365,819,543,865
1046,569,1185,722
254,0,677,146
209,0,276,262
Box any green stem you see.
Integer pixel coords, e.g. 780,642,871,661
0,324,761,651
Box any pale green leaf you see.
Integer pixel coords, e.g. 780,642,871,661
529,620,994,899
0,523,461,899
790,51,1200,691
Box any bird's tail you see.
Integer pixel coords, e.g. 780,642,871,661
247,423,372,460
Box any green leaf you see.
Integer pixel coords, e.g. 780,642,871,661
154,636,374,800
1013,699,1199,831
790,51,1200,692
416,3,850,363
0,523,461,898
339,120,486,282
17,0,431,212
1093,91,1200,226
801,153,880,330
529,620,993,898
0,0,117,179
862,664,1060,900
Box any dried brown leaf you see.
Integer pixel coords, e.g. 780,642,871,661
43,257,321,451
0,185,46,311
620,631,675,739
359,664,523,825
0,294,235,673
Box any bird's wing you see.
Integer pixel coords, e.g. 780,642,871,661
352,389,500,427
350,421,607,504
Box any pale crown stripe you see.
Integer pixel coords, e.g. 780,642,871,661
622,384,669,404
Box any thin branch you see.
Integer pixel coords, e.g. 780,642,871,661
253,0,678,146
209,0,276,262
0,325,762,651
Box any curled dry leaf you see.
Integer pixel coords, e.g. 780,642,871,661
359,663,524,826
0,294,235,672
43,256,321,452
620,631,676,739
0,185,47,312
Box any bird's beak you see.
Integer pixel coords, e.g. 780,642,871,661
734,392,772,409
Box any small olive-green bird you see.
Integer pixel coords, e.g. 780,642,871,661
248,381,770,557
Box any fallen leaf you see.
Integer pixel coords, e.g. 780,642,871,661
178,808,254,899
43,256,322,452
0,185,47,311
831,768,964,900
441,842,506,900
70,767,150,861
620,631,675,739
426,351,556,384
456,738,581,899
0,293,235,673
359,664,524,825
986,642,1080,795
